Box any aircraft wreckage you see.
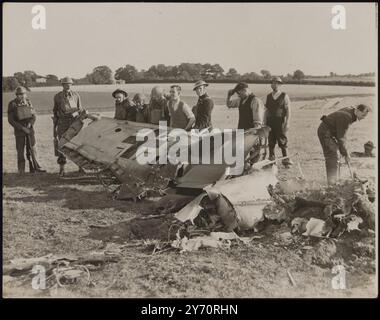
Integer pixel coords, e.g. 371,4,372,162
57,112,283,231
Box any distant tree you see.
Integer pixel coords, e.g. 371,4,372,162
260,69,271,79
177,63,203,80
46,74,59,85
210,64,224,79
115,64,139,82
226,68,240,80
178,70,192,81
241,72,261,81
2,76,20,92
226,68,238,76
87,66,114,84
293,69,306,80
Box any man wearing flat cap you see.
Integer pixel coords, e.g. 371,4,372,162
8,86,45,174
192,80,214,130
264,76,292,167
53,77,85,176
226,82,265,130
112,89,136,121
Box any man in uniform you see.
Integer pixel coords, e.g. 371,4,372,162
147,86,170,126
318,104,370,185
53,77,85,176
8,86,45,174
192,80,214,130
112,89,136,121
167,85,195,130
264,76,292,167
226,82,265,130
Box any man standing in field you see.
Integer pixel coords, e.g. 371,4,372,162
264,77,292,167
132,93,149,123
8,86,45,174
112,89,136,121
167,85,195,130
226,82,265,130
53,77,85,176
147,86,170,125
192,80,214,130
318,104,370,185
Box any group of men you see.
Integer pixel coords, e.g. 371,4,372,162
8,76,370,185
111,80,214,132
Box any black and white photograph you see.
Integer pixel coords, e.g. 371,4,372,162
2,2,378,300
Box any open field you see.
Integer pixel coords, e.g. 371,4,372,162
2,88,377,298
2,83,376,116
305,76,375,83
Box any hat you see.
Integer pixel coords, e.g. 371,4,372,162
15,86,27,95
364,141,375,149
271,76,283,84
112,89,128,98
61,77,74,84
232,82,248,93
193,80,209,91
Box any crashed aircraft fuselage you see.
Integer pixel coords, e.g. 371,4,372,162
59,114,271,199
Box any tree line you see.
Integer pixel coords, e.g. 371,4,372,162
2,64,375,92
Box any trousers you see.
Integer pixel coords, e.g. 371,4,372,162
317,122,339,185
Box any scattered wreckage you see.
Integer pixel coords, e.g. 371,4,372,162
57,113,375,251
4,113,376,289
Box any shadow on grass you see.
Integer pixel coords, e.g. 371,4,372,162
3,172,152,214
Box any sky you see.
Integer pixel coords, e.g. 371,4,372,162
2,2,378,78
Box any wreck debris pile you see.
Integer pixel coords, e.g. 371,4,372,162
265,178,375,237
88,169,375,262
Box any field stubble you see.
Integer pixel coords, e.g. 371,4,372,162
2,93,377,297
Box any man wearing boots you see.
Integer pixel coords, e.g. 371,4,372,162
53,77,85,176
264,77,292,167
7,86,45,174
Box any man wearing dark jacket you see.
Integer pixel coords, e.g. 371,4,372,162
192,80,214,130
318,104,370,185
8,86,45,174
112,89,136,121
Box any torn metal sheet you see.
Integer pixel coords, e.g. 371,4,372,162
171,235,230,252
204,166,278,230
175,193,209,223
303,218,326,237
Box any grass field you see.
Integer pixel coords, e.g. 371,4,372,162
2,87,377,298
2,83,376,115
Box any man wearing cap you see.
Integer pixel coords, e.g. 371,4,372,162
167,85,195,130
264,77,292,166
226,82,265,130
192,80,214,130
8,86,45,174
318,104,370,185
53,77,85,176
147,86,170,125
112,89,136,121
